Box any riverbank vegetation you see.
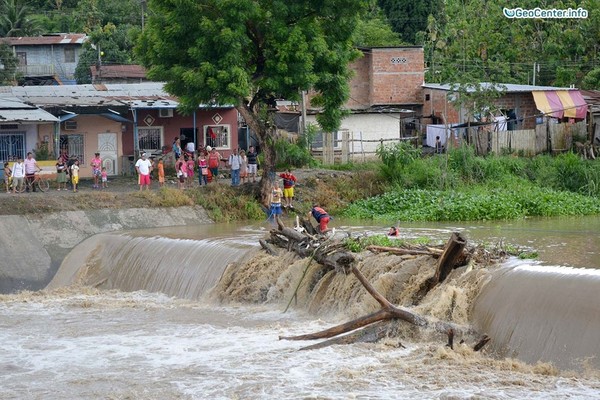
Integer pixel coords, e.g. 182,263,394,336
340,143,600,222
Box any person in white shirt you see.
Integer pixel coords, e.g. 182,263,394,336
23,152,39,192
11,157,25,194
228,149,241,186
135,152,153,191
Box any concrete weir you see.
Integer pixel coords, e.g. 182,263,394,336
0,206,213,293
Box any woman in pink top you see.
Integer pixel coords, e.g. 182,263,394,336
186,155,195,188
90,152,102,189
197,153,208,186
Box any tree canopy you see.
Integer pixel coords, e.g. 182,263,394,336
138,0,367,203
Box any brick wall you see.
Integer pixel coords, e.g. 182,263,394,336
423,89,538,129
368,47,424,105
423,88,461,124
313,47,425,110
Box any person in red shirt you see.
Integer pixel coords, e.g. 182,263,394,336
279,169,297,209
388,226,400,237
309,204,332,234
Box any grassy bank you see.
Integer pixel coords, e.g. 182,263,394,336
342,144,600,221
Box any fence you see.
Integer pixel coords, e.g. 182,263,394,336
312,120,586,163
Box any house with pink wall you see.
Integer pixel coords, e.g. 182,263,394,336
0,83,239,178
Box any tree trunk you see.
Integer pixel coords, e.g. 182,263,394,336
236,102,277,207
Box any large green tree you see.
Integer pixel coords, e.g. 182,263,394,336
425,0,600,87
378,0,444,44
138,0,367,205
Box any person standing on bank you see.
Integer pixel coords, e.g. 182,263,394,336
70,159,80,192
23,152,39,192
135,152,153,191
246,145,258,183
11,157,25,194
90,152,102,189
207,146,222,183
55,157,68,191
228,149,241,186
279,169,297,209
269,181,283,223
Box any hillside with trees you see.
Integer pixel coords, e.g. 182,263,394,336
1,0,599,88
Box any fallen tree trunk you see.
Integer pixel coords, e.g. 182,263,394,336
367,245,442,257
265,221,484,350
413,232,467,304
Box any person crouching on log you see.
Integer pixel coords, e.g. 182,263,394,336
309,204,332,234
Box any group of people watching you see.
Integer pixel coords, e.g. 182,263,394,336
170,137,260,189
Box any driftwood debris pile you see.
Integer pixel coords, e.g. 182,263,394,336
260,216,491,351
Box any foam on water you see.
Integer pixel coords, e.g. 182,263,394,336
1,290,599,400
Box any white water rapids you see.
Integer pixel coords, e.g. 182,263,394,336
0,218,599,399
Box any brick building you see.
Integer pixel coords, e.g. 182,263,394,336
306,46,425,156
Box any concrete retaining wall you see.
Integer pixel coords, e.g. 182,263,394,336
0,206,213,293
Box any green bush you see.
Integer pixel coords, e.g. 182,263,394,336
274,138,317,169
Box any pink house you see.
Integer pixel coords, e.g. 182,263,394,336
1,83,240,178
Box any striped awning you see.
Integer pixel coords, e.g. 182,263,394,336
532,90,588,119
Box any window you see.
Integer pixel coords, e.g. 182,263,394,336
60,134,84,163
204,125,230,149
312,130,342,149
0,132,25,162
138,127,163,153
64,48,75,63
16,52,26,66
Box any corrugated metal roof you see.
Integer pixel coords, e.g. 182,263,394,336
422,82,576,92
0,83,235,109
4,83,175,107
2,34,88,46
0,96,59,123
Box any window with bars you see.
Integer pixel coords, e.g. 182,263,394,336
60,134,85,163
0,132,25,162
138,127,163,153
204,125,230,149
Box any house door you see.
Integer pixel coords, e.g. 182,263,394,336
98,133,118,176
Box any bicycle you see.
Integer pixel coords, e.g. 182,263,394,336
14,172,50,193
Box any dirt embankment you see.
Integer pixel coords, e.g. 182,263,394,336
0,168,384,217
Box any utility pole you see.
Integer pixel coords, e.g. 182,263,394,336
300,90,307,135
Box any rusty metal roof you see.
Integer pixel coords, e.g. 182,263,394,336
1,34,88,46
91,65,147,79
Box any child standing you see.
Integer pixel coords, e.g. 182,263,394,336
186,155,195,188
11,158,25,194
55,157,67,191
157,158,165,187
175,155,186,190
90,152,102,189
71,159,80,192
197,153,208,186
279,169,297,209
269,181,283,223
3,162,11,193
101,167,108,189
239,150,248,184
